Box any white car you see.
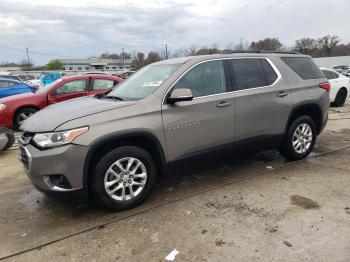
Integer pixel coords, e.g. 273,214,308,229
320,67,350,107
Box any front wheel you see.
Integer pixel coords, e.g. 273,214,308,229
279,116,317,161
91,146,157,211
14,107,38,129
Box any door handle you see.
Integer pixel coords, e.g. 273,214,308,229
216,101,232,107
277,92,288,97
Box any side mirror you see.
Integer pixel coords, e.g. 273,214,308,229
167,88,193,104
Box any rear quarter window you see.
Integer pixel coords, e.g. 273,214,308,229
281,57,324,80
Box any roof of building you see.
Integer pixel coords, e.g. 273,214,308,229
59,58,132,64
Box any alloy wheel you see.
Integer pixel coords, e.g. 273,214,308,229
19,112,33,124
104,157,147,201
292,123,313,154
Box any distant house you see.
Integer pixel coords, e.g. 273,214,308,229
59,58,132,71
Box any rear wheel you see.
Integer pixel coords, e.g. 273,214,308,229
332,88,347,107
279,116,317,161
14,107,38,129
91,146,157,211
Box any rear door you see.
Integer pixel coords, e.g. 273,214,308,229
162,59,235,162
228,58,294,144
48,78,89,104
89,78,117,96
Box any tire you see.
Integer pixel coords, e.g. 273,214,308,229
0,127,15,151
279,116,317,161
14,107,38,129
91,146,157,211
331,88,347,107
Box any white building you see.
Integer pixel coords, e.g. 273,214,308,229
59,58,132,71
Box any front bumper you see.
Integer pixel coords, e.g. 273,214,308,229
18,141,89,192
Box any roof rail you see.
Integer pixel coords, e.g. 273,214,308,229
222,50,300,54
259,50,300,54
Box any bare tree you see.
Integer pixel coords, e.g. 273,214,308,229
131,52,145,69
19,59,32,69
317,35,340,56
187,46,198,56
250,38,282,51
145,52,161,65
195,46,220,55
294,38,318,55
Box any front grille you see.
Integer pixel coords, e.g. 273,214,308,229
18,132,33,170
19,132,33,145
18,143,29,169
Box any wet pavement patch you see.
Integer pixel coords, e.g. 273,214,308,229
290,195,320,209
215,239,226,246
96,225,105,230
283,241,293,247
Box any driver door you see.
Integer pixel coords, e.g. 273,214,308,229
161,60,235,164
48,79,89,104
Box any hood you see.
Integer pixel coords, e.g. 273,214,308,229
0,92,35,103
20,96,135,132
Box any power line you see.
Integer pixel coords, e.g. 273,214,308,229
0,43,75,58
26,48,30,64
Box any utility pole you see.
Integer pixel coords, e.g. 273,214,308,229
122,48,125,67
161,43,168,60
239,38,243,50
26,47,30,66
165,44,168,60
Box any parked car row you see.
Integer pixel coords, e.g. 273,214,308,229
0,72,36,82
0,74,123,129
15,52,330,210
333,65,350,77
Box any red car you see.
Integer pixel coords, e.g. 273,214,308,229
0,74,123,129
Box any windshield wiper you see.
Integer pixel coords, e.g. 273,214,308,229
104,95,124,101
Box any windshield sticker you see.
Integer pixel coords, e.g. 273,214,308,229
142,81,163,87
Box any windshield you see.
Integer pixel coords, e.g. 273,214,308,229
107,63,180,101
36,78,64,94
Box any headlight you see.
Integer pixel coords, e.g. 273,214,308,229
32,127,88,148
0,104,6,112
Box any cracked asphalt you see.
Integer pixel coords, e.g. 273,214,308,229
0,102,349,261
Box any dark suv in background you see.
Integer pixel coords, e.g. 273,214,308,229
18,52,330,210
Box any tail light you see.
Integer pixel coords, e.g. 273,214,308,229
319,82,330,92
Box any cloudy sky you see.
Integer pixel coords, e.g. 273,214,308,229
0,0,349,65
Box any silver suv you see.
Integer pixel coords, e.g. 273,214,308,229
19,52,330,210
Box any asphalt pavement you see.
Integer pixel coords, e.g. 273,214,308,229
0,102,349,261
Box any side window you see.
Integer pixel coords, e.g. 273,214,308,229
281,57,324,80
92,79,115,91
173,60,226,98
321,70,333,80
332,72,339,79
229,59,267,90
0,81,9,88
54,79,87,95
7,82,17,87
